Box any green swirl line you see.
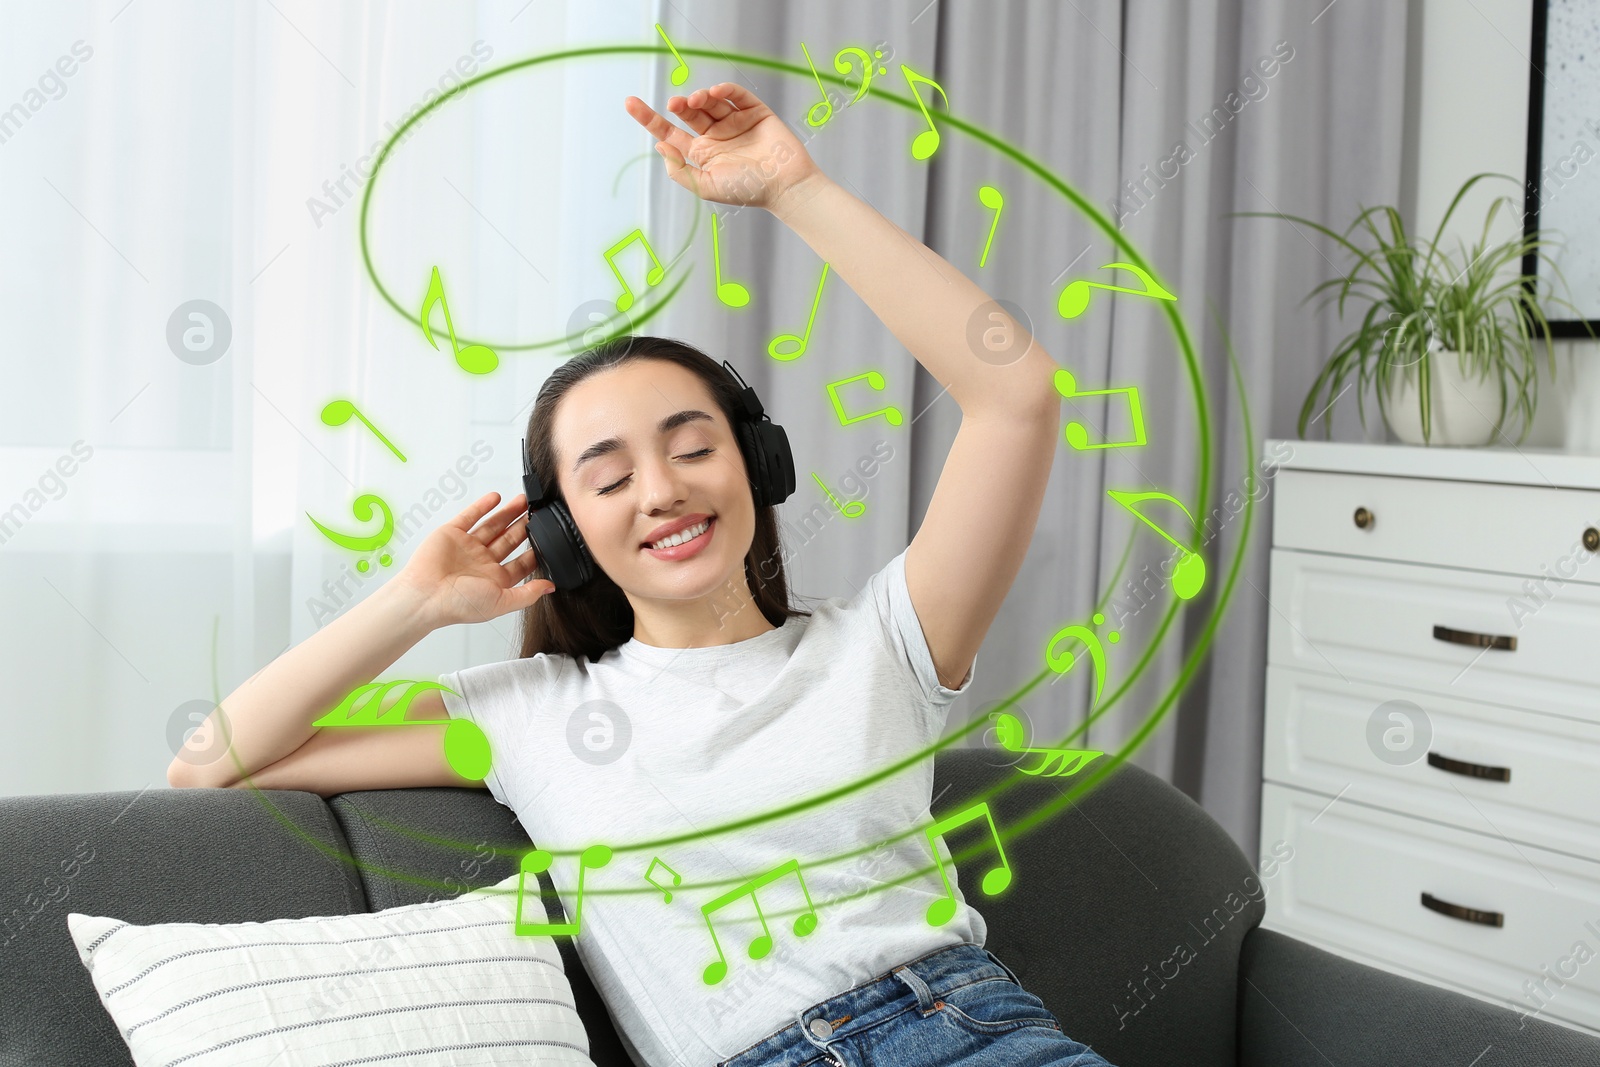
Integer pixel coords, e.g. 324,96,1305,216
214,42,1234,910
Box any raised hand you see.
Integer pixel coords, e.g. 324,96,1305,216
393,492,555,630
623,83,821,212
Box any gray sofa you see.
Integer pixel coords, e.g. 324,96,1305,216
4,750,1597,1066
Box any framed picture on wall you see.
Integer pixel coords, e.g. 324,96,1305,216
1525,0,1600,336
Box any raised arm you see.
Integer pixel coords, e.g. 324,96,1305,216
625,83,1061,689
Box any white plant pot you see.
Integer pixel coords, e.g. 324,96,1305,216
1381,350,1506,447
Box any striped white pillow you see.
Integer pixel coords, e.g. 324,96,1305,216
66,874,596,1066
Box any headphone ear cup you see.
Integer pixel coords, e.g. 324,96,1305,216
552,501,597,587
526,499,596,590
745,421,796,507
736,421,770,507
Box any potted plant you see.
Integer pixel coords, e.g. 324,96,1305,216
1239,172,1590,446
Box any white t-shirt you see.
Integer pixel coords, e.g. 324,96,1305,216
437,548,984,1067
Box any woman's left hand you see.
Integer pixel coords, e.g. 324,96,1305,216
624,83,821,212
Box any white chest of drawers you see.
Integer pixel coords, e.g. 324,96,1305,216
1258,439,1600,1036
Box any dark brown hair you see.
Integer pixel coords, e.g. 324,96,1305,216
517,336,810,663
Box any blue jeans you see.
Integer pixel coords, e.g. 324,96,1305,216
716,942,1116,1067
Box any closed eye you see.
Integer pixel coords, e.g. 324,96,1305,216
596,448,715,496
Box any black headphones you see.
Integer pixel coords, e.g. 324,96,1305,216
521,359,796,590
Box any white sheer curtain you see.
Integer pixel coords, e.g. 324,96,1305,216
0,0,665,797
648,0,1414,858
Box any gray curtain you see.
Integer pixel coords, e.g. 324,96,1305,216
647,0,1409,858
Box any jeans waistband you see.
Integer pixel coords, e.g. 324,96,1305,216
718,942,1022,1067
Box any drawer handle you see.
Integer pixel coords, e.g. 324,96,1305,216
1420,892,1503,928
1426,751,1511,783
1353,507,1374,530
1432,624,1516,652
1586,527,1600,552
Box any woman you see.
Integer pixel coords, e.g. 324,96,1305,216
173,83,1105,1067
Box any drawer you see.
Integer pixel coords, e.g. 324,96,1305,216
1260,782,1600,1033
1263,667,1600,860
1272,468,1600,581
1267,550,1600,723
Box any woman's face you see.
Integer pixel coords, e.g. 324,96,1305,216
552,359,753,601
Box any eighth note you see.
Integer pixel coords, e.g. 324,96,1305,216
307,493,395,573
516,843,612,937
826,371,903,427
603,227,666,313
644,857,683,903
977,185,1003,268
701,857,819,985
710,210,749,308
420,267,499,375
900,64,950,160
1057,262,1176,320
1053,367,1146,450
1106,488,1207,601
767,262,829,361
812,472,865,518
1044,612,1120,708
655,23,689,86
924,801,1011,927
321,400,407,462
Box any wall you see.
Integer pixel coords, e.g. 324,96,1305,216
1409,0,1595,449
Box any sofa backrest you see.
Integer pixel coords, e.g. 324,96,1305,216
0,751,1261,1067
0,786,369,1064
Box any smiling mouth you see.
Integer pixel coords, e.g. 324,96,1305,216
643,517,713,551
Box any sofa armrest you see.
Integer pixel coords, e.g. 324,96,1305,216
1239,927,1600,1067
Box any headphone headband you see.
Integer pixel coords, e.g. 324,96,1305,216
721,359,765,422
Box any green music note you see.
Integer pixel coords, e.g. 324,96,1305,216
311,680,491,780
644,857,683,903
516,844,612,937
701,858,819,985
603,227,666,313
800,42,833,127
767,262,829,361
992,711,1104,778
1057,263,1176,320
1044,612,1120,707
812,471,865,518
837,46,889,106
710,210,749,308
1053,368,1146,450
307,493,395,572
656,23,689,86
978,185,1003,268
420,267,498,375
826,371,903,426
994,711,1103,777
900,64,951,160
1106,489,1207,600
320,399,407,462
924,802,1011,927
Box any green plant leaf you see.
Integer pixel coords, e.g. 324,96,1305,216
1240,170,1584,443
